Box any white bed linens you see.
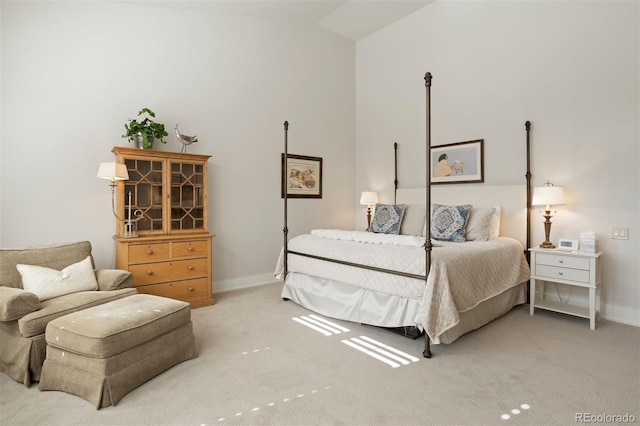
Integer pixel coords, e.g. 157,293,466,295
275,230,530,342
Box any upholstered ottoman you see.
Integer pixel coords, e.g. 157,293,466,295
39,294,196,408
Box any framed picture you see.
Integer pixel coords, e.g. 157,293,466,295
281,153,323,198
430,139,484,184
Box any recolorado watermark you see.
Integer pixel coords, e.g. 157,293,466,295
576,413,636,423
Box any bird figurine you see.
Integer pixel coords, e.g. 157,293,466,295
174,124,198,153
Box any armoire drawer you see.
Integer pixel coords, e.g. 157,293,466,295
129,258,208,286
128,243,170,264
135,278,210,305
172,240,209,258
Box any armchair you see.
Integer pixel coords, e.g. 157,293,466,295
0,241,137,385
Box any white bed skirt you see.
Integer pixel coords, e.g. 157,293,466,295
281,272,526,344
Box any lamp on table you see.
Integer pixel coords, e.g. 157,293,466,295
532,181,566,249
97,162,142,238
360,191,378,231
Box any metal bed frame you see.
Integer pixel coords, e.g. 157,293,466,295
282,72,533,358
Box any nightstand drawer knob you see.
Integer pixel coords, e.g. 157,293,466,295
558,260,563,264
146,270,154,275
188,287,194,292
187,246,194,251
188,265,194,270
559,272,563,276
147,249,153,255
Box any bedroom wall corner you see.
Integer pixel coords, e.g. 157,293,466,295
355,0,639,326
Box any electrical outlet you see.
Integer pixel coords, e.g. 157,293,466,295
611,227,629,240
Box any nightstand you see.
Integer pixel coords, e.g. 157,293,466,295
529,247,603,329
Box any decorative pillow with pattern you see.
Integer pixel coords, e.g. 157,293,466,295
369,204,406,234
431,204,472,242
16,256,99,301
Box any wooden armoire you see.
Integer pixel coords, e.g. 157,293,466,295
112,146,215,308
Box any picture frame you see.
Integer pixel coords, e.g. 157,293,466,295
430,139,484,184
281,153,323,198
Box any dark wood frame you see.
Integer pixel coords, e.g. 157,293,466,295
283,73,533,359
430,139,484,184
281,153,323,199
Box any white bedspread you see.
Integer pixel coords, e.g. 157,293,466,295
274,230,530,342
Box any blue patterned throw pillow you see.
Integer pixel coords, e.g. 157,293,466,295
369,204,406,234
431,204,472,242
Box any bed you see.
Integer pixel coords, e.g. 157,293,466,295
276,73,534,357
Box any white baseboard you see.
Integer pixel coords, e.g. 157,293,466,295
214,273,280,293
540,289,639,327
601,304,640,327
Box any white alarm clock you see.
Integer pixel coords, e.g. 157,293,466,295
557,239,579,251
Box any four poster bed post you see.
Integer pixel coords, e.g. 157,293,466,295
281,72,533,359
423,72,433,358
283,121,289,281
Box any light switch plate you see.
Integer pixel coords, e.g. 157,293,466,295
611,227,629,240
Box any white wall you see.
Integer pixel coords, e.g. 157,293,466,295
0,1,355,291
355,1,639,325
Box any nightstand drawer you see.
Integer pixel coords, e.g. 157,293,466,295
536,253,589,270
535,264,590,283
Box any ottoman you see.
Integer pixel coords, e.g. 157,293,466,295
39,294,197,408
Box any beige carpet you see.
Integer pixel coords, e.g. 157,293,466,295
1,282,639,425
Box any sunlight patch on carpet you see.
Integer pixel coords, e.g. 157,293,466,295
241,346,270,355
342,335,420,368
500,403,531,420
210,385,332,423
292,314,350,335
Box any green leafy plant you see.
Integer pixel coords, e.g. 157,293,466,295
122,108,169,149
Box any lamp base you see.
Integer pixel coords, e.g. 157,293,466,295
540,210,555,249
123,222,138,239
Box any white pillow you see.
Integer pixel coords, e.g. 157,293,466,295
16,256,98,301
465,206,502,241
400,204,426,236
465,207,495,241
489,206,501,239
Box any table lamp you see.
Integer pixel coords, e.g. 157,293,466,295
532,181,566,248
360,191,378,231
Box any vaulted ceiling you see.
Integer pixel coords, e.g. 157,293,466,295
117,0,433,41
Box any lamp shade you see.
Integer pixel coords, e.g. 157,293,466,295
360,191,378,206
532,184,565,208
97,162,129,182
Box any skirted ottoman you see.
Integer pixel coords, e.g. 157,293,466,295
39,294,197,408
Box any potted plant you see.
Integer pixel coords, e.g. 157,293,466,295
122,108,169,149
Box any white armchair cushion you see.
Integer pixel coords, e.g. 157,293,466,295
16,256,98,301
